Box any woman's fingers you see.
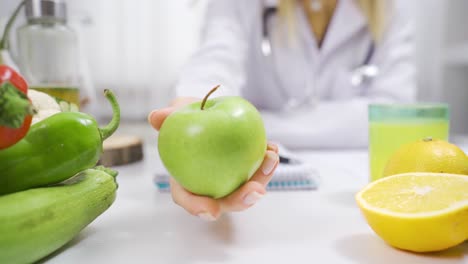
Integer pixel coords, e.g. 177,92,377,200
147,107,176,131
169,177,222,221
147,97,200,131
267,142,279,154
218,148,279,212
250,150,279,187
219,180,266,212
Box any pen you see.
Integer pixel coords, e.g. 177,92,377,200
279,155,302,165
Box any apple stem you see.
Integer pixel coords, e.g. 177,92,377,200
423,137,433,142
201,85,220,110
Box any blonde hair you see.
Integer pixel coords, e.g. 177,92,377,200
278,0,387,42
356,0,386,41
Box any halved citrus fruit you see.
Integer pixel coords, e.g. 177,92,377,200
356,172,468,252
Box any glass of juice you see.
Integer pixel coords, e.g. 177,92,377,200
368,103,450,182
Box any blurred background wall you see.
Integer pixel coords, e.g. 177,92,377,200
1,0,467,134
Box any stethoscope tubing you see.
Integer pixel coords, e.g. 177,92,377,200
260,3,376,110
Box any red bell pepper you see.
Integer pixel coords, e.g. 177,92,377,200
0,65,34,149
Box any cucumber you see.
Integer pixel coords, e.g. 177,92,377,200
0,166,118,264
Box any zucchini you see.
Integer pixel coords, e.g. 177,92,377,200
0,166,118,264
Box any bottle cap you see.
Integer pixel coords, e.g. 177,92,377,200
25,0,67,23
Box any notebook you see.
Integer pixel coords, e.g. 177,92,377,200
154,143,320,192
154,159,320,192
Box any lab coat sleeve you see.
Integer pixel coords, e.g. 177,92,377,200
262,99,372,149
174,0,249,98
263,1,417,149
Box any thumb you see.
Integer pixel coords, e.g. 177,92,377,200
148,107,177,131
147,97,199,131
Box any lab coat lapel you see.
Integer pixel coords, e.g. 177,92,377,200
321,0,367,55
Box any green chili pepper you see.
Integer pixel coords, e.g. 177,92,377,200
0,89,120,195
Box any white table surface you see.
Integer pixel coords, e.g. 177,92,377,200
42,122,468,264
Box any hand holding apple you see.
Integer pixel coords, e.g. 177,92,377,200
149,86,279,220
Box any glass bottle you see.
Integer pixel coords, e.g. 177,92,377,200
17,0,81,107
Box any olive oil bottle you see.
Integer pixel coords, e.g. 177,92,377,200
17,0,82,109
30,86,80,106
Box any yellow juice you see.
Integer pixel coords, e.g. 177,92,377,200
369,120,449,181
30,86,80,108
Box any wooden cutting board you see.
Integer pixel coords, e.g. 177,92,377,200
98,135,144,166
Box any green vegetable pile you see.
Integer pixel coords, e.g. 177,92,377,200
0,2,121,261
0,86,121,263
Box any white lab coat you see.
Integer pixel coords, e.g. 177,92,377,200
176,0,416,149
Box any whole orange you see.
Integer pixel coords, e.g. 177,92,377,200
383,138,468,177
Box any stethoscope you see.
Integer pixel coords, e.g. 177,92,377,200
261,3,379,110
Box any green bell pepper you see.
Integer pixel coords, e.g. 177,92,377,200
0,89,120,195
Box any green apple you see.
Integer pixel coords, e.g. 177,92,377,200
158,87,267,198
